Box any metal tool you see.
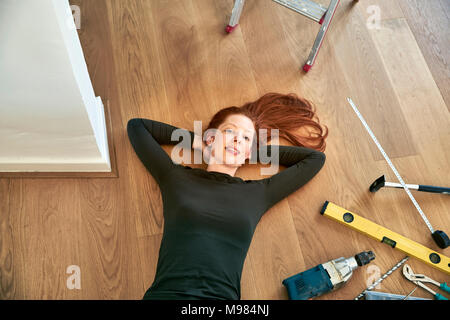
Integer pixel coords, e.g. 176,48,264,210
363,289,428,300
226,0,359,72
402,287,418,300
283,251,375,300
347,97,449,249
370,175,450,195
321,201,450,275
403,264,450,300
354,256,409,300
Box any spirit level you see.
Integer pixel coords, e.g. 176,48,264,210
320,201,450,275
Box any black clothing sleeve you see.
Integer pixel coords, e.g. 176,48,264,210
127,118,195,185
257,144,326,211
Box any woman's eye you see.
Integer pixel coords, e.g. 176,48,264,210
224,129,250,141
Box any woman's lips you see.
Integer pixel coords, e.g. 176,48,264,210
225,146,240,155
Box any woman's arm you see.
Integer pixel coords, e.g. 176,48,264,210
258,145,326,212
127,118,195,185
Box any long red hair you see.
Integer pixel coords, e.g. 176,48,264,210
204,92,328,153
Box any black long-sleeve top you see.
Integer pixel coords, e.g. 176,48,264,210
127,118,326,300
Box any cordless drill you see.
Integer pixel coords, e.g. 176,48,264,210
282,251,375,300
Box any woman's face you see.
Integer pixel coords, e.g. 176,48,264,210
206,114,256,166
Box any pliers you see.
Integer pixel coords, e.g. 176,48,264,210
403,264,450,300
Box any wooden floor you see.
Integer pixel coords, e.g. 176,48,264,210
1,0,449,299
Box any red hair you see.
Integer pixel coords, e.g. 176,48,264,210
204,92,328,152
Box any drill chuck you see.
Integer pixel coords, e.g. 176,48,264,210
355,251,375,266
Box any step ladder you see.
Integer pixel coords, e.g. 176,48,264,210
225,0,359,72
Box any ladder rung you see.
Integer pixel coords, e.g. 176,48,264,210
273,0,327,23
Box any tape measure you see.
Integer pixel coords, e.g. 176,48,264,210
320,201,450,275
347,98,449,249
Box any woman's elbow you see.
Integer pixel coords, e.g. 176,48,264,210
127,118,144,134
316,151,326,169
127,118,142,128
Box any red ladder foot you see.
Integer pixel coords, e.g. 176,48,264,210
303,64,312,72
225,24,238,34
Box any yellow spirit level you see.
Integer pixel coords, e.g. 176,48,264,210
320,201,450,275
